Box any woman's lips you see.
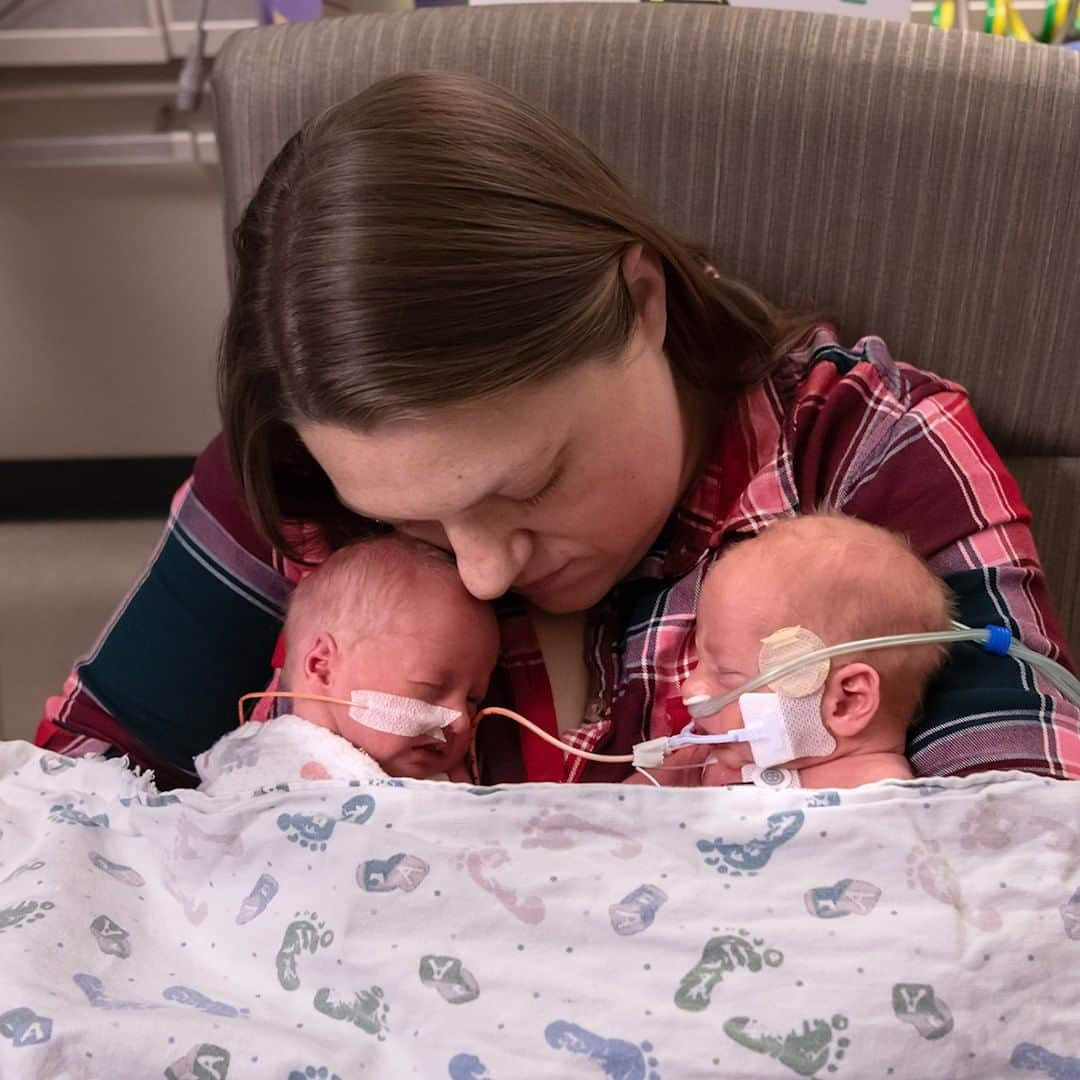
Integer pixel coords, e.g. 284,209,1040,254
516,563,571,594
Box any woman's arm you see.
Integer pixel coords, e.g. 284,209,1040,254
35,435,293,787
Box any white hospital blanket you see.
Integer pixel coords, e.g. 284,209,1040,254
195,714,388,796
0,739,1076,1080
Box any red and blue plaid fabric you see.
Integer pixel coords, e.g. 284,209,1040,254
36,327,1079,785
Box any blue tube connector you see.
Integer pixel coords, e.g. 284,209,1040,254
983,624,1013,656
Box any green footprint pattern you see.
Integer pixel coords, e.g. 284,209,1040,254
275,911,335,992
313,985,390,1040
724,1014,851,1076
0,899,55,934
675,932,784,1011
892,983,954,1040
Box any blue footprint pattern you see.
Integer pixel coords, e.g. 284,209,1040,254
276,795,376,852
545,1021,660,1080
163,985,249,1018
1012,1043,1080,1079
49,801,109,828
697,811,804,877
449,1053,493,1079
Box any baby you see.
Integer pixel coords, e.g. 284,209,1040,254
196,536,500,795
643,513,953,789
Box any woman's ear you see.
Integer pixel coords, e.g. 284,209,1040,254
621,243,667,353
820,662,880,739
302,632,338,691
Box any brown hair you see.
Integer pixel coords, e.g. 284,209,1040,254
219,71,821,560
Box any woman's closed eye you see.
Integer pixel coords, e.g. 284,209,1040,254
516,464,564,508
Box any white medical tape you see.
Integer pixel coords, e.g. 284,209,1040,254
348,690,461,742
737,689,833,767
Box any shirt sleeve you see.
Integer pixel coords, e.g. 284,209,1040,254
823,356,1079,779
35,434,294,787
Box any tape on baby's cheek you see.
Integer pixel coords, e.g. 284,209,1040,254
348,690,461,741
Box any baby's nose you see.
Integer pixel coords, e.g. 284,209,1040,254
445,709,473,737
680,669,714,703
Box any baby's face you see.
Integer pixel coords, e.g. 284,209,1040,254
680,559,773,773
327,587,499,779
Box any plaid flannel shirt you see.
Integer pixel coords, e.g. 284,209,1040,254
36,327,1079,786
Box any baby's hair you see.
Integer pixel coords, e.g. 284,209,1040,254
711,511,955,724
282,535,460,683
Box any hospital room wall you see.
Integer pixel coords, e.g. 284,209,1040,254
0,151,226,743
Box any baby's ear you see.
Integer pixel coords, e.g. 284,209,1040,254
302,632,338,688
820,662,880,738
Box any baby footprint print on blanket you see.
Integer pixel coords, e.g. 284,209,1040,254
290,1068,342,1080
236,873,279,924
892,984,954,1040
522,809,641,858
90,914,132,958
419,955,480,1004
905,841,1001,930
1061,887,1080,940
175,816,243,861
457,846,545,924
39,754,75,775
0,899,55,933
313,985,389,1039
724,1014,851,1077
544,1021,660,1080
89,851,145,887
74,973,161,1011
1011,1043,1080,1079
697,811,804,877
49,800,108,828
959,802,1076,853
674,932,784,1012
276,911,335,991
163,986,250,1018
448,1053,493,1079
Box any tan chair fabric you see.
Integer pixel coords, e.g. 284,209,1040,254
211,6,1080,655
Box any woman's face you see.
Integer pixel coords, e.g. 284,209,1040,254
299,331,700,614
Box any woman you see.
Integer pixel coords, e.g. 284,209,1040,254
37,73,1077,787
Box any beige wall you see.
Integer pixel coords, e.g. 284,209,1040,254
1,162,225,459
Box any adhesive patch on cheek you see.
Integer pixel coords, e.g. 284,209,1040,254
348,690,461,741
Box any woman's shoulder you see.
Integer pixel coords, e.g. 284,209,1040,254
773,325,968,419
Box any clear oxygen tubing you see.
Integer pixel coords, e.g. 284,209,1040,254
684,621,1080,720
239,623,1080,772
476,622,1080,769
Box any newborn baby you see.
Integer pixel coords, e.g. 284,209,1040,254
647,513,953,789
196,535,499,795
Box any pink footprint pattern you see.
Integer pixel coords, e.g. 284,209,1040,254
457,845,545,925
959,803,1076,854
521,809,642,859
905,841,1001,931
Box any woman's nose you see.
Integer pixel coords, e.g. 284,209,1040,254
445,520,533,601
